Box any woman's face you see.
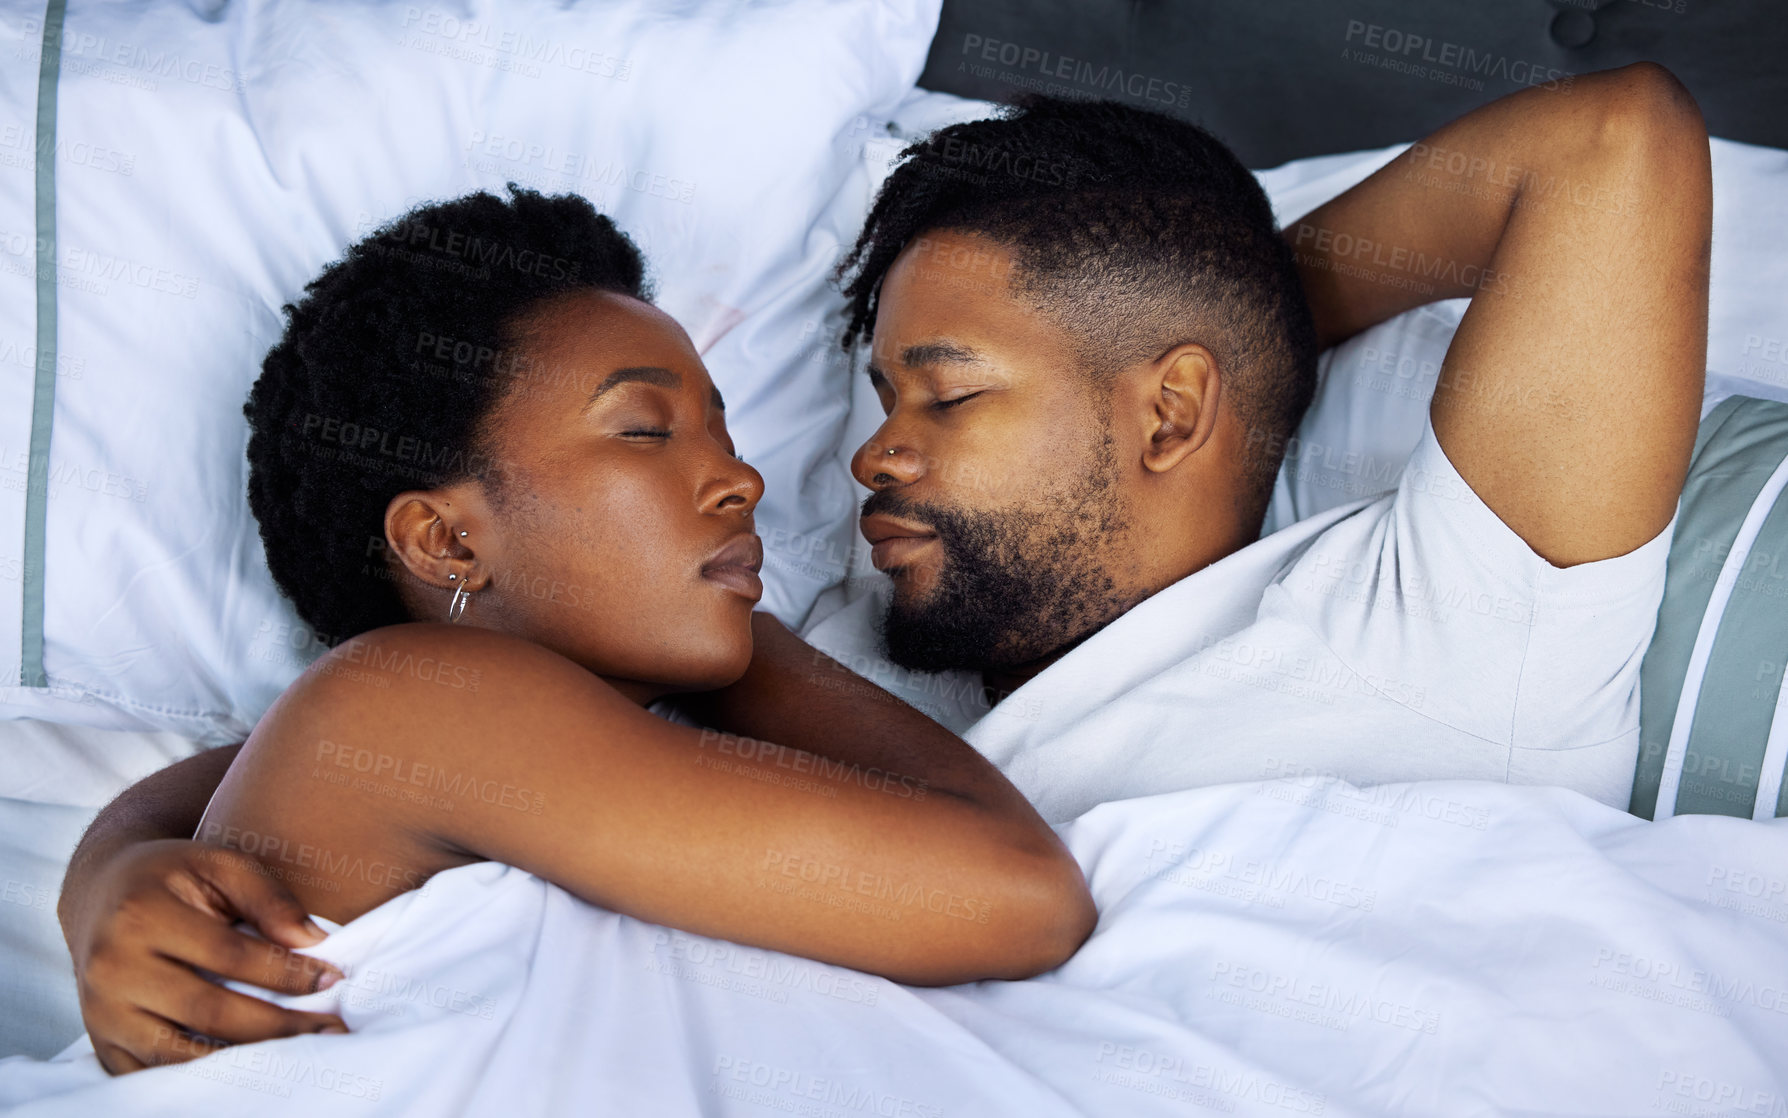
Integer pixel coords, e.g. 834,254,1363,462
422,289,765,692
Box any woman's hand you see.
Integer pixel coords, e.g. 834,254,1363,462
62,838,345,1074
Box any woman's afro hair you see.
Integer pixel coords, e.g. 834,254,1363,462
244,185,650,645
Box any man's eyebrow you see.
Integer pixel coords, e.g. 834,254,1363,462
583,366,681,411
864,340,983,384
901,341,982,367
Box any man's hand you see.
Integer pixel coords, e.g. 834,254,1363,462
64,838,347,1074
57,744,348,1074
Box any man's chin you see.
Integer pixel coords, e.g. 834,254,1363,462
879,623,974,676
879,602,1006,677
882,560,945,596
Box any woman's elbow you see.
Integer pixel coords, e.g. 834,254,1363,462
924,849,1096,985
1001,851,1098,979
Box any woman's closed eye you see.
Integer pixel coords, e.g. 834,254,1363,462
620,427,673,439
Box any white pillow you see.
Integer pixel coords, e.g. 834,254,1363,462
0,0,941,743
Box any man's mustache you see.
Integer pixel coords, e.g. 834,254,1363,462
860,489,945,535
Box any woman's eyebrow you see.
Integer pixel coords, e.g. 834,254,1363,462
583,366,680,412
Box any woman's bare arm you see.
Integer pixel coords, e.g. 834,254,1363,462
678,612,1037,824
200,617,1095,986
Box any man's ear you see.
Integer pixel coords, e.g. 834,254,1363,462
384,487,486,591
1141,343,1222,474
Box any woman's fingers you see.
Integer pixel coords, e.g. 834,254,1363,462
177,844,333,952
92,1036,148,1077
129,954,345,1048
87,951,344,1073
157,888,341,997
131,1010,229,1068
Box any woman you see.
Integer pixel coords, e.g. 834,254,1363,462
187,184,1092,1001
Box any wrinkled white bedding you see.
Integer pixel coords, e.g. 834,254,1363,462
5,776,1785,1116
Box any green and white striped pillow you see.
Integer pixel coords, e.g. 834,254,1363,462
1634,394,1788,820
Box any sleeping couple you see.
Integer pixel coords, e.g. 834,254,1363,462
59,62,1710,1073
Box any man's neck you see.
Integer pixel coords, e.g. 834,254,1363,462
976,603,1125,703
974,519,1259,706
980,660,1060,706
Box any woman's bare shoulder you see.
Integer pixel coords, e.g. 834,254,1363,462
324,622,577,686
251,622,641,754
209,624,660,920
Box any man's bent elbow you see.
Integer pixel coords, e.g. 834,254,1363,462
1590,62,1708,159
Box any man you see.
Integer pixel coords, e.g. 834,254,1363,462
57,63,1710,1069
796,63,1706,825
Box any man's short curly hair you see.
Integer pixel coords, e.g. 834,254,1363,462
836,95,1317,530
245,185,650,645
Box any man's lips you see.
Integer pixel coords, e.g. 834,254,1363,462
701,532,764,601
860,513,938,572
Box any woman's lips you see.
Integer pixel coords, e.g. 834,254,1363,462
702,533,764,601
702,564,764,600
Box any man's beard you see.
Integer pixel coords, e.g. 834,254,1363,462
866,438,1135,676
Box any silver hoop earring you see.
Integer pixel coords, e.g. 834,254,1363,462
447,575,473,623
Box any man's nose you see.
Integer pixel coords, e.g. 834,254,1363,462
851,430,927,490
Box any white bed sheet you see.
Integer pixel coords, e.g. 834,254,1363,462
3,777,1785,1115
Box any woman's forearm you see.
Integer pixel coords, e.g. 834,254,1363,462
679,613,1032,819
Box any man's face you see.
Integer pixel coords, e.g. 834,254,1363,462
850,231,1142,677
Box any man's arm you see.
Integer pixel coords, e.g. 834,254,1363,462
59,744,346,1074
1285,62,1710,567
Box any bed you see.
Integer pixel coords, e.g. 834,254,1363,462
2,0,1786,1111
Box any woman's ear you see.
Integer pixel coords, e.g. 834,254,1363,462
1141,343,1222,474
384,488,485,591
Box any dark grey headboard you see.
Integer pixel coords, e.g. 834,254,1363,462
918,0,1788,168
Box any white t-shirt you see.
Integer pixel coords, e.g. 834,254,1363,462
801,410,1675,824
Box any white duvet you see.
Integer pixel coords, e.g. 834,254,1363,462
4,776,1785,1116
